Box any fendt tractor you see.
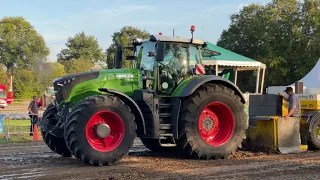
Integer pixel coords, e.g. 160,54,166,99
39,26,248,166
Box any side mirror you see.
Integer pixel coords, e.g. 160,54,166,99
156,42,165,61
114,47,123,68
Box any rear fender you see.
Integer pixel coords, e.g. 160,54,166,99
98,88,146,136
175,75,245,104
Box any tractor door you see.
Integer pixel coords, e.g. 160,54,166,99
156,42,201,95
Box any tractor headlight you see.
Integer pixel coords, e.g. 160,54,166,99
56,78,75,87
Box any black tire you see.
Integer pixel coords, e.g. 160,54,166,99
64,95,137,166
41,130,72,157
308,115,320,150
176,83,247,159
41,103,71,157
140,138,177,153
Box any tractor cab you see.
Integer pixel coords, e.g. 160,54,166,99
115,25,220,96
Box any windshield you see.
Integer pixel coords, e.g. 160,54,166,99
0,92,5,98
135,41,156,71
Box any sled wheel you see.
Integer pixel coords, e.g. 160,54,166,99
308,115,320,150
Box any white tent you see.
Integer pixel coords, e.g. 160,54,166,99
289,59,320,88
267,59,320,94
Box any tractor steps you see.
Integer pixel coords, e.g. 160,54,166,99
159,103,172,109
159,113,171,118
159,123,171,130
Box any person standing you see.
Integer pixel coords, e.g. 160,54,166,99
28,96,40,136
278,87,301,120
279,87,305,145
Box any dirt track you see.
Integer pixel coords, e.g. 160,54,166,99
1,140,320,180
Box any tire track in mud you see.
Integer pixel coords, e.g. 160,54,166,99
1,140,320,179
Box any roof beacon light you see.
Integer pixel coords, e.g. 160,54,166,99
190,25,195,43
159,32,162,35
191,25,195,32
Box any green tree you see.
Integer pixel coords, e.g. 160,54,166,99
0,16,50,74
57,31,106,65
216,0,320,91
0,64,7,86
62,58,94,74
12,69,43,99
106,26,150,68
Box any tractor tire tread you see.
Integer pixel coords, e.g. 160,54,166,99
64,95,136,166
41,103,71,157
177,83,247,160
307,115,320,150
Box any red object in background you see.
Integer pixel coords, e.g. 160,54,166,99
38,98,43,107
0,76,15,108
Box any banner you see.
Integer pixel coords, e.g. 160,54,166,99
0,115,3,134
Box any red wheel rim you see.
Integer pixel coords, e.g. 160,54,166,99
198,102,235,146
85,110,125,152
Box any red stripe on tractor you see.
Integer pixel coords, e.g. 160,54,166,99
196,64,204,74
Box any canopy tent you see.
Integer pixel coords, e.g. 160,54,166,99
267,59,320,94
289,58,320,89
201,42,266,94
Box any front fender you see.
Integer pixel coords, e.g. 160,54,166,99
98,88,146,136
173,75,245,103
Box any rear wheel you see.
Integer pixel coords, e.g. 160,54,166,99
64,95,136,166
41,103,71,157
308,115,320,150
176,84,247,159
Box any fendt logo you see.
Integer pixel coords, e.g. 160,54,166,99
116,74,134,79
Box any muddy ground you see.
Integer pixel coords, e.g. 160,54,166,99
1,139,320,180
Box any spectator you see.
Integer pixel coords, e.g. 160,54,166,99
28,96,41,136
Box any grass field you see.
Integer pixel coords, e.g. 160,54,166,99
0,119,42,144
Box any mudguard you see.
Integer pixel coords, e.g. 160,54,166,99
98,88,146,135
177,75,245,103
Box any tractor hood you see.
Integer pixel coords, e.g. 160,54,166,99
53,69,142,104
53,70,99,86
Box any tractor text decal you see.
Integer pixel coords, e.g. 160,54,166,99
116,74,134,79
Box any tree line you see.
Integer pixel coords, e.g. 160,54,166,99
217,0,320,92
1,0,319,98
0,17,149,98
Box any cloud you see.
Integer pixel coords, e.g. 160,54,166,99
42,31,72,43
99,5,156,18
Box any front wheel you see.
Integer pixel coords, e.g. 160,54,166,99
64,95,137,166
41,103,71,157
176,84,248,159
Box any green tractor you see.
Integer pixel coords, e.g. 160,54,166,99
39,26,248,166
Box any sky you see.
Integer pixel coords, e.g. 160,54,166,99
0,0,270,62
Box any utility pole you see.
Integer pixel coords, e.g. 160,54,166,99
173,29,175,37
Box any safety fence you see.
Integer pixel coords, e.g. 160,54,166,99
0,113,44,142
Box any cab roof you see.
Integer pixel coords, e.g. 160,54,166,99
142,34,205,46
